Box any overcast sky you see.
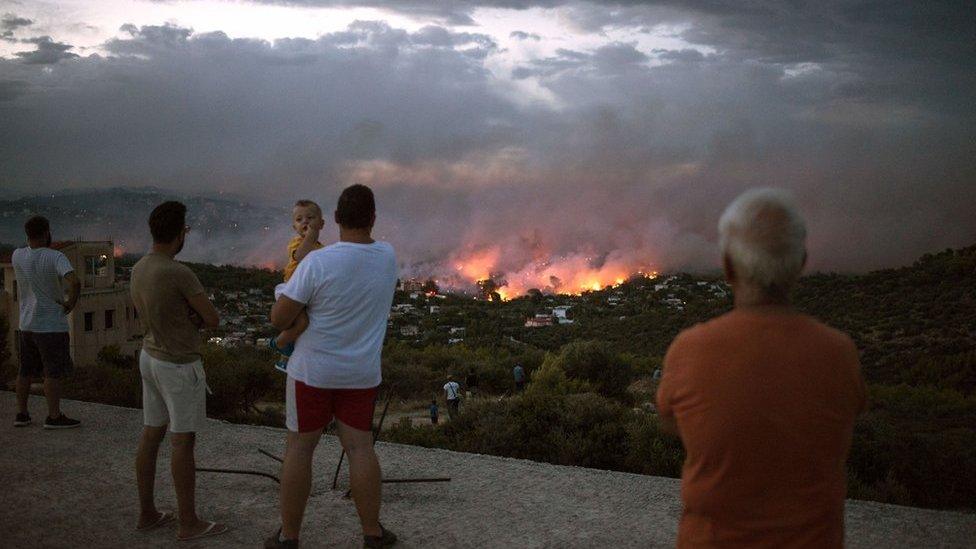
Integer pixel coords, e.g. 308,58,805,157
1,1,974,286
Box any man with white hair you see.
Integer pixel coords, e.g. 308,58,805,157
656,188,866,548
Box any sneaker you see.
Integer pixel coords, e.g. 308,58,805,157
264,528,299,548
270,337,293,374
14,412,31,427
43,413,81,430
363,525,397,548
269,337,295,356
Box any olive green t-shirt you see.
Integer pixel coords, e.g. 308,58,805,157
130,252,206,364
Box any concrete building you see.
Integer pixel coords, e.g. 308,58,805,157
1,241,142,367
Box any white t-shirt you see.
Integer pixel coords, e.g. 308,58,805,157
12,246,74,333
278,241,397,389
444,381,461,400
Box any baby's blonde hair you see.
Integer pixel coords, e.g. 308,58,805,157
293,199,322,217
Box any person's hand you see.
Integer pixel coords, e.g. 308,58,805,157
305,218,324,238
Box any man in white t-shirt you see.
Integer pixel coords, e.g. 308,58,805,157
267,184,398,549
12,216,81,429
443,377,461,419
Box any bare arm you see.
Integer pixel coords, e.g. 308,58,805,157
186,292,220,329
293,219,325,263
61,271,81,314
271,295,305,332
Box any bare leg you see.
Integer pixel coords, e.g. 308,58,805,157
136,425,168,527
279,428,322,540
171,432,219,538
276,310,309,346
337,420,383,537
16,375,31,414
43,377,62,418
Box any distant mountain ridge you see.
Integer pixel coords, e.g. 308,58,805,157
0,187,291,266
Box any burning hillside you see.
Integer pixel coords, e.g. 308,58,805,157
429,245,659,299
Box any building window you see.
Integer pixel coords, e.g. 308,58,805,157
126,306,130,321
105,309,115,330
84,312,93,332
84,254,109,287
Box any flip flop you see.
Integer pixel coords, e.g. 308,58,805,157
137,511,175,531
177,521,229,542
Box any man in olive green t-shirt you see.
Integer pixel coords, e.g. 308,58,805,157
129,201,229,542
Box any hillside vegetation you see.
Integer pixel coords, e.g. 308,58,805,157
384,245,976,510
3,244,973,510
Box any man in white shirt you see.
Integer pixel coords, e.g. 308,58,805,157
12,216,81,429
443,377,461,419
267,184,398,549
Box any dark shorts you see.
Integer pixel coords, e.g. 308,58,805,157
286,377,378,433
18,331,73,379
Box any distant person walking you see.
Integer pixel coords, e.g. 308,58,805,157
443,376,461,419
513,364,526,392
429,400,439,425
267,184,398,548
12,215,81,429
656,188,866,548
130,201,228,541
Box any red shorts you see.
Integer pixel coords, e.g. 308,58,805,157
286,377,378,433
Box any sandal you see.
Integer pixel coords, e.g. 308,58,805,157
137,511,175,531
178,521,229,542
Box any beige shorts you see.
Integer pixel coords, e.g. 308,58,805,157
139,350,208,433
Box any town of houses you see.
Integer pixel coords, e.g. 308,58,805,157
2,241,731,363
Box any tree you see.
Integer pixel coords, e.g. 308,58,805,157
543,340,635,401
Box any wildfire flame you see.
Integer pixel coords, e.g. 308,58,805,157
446,247,659,300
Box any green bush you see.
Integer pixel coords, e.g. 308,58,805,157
380,340,545,399
626,414,685,477
847,385,976,509
64,360,142,409
534,341,634,401
386,391,669,473
201,344,281,420
382,360,442,401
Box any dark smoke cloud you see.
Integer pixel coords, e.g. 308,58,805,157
13,36,79,64
1,1,974,282
1,13,33,40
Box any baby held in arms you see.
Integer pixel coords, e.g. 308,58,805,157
270,200,325,372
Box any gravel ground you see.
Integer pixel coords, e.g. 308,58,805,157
2,393,974,548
